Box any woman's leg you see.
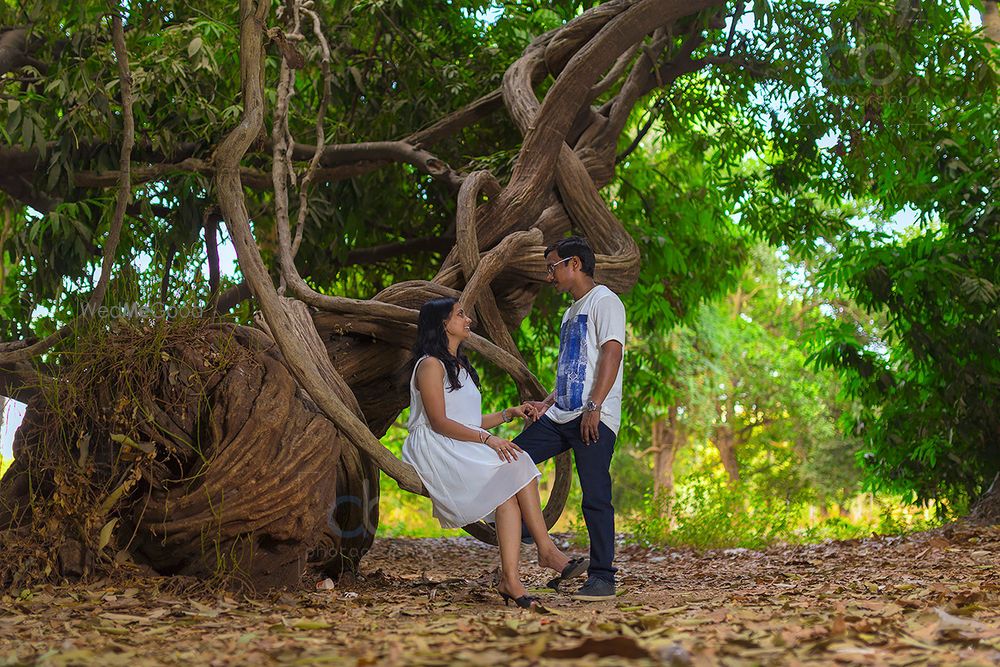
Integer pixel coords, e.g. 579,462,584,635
515,478,571,574
494,495,529,599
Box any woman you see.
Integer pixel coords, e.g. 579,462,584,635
403,298,588,609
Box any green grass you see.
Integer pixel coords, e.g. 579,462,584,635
622,478,948,551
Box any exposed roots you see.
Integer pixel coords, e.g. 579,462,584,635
0,317,361,590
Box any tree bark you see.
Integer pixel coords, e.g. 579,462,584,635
712,389,741,483
969,472,1000,525
713,424,741,484
651,406,684,503
0,323,352,589
983,1,999,46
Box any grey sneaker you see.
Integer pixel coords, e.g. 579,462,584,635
570,576,616,601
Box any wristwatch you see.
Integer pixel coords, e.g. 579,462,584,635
584,399,601,413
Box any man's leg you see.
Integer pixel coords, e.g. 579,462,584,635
572,420,617,584
513,416,570,543
513,415,570,465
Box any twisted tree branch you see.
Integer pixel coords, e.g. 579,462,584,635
0,9,134,365
217,0,430,494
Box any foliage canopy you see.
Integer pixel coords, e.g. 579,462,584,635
0,0,997,526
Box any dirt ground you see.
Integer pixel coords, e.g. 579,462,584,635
2,524,999,666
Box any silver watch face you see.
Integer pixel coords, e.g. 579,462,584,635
585,400,598,412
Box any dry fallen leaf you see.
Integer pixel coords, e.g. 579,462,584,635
1,526,998,666
543,636,651,659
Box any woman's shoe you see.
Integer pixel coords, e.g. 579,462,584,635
545,556,590,591
499,591,540,609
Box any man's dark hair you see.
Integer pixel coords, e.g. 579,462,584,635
544,235,596,277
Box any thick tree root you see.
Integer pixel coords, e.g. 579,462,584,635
0,320,368,590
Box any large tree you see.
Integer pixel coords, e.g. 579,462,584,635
0,0,996,587
807,2,1000,520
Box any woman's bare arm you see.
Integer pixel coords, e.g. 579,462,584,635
415,358,524,461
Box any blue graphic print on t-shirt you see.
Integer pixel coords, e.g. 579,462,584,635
555,314,588,410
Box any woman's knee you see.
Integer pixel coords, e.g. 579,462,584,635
497,495,519,513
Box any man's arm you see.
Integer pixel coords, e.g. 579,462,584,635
580,340,623,444
587,340,624,408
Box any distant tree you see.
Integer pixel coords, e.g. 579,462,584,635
628,246,864,510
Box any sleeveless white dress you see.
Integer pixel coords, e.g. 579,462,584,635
402,356,541,528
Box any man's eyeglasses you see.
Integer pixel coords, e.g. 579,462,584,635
546,257,572,275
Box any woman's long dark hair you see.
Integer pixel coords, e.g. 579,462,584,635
411,297,480,391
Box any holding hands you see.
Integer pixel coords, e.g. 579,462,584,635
523,401,550,422
505,402,540,422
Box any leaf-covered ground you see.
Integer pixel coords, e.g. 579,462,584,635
2,524,999,666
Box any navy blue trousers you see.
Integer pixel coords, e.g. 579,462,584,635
514,415,617,583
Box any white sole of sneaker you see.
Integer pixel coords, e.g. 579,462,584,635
570,594,616,601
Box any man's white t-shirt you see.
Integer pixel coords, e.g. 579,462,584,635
545,284,627,434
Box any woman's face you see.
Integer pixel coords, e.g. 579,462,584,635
443,302,473,343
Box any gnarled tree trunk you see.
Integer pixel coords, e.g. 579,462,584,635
0,322,376,589
0,0,730,588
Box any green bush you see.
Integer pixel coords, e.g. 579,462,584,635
627,470,946,550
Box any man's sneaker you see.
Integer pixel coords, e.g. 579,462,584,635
570,576,616,601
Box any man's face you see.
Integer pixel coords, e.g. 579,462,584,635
545,251,573,293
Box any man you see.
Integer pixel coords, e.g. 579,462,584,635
514,236,626,601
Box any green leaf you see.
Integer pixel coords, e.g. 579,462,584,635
21,115,33,150
291,618,332,630
110,433,155,454
348,66,364,91
98,518,118,551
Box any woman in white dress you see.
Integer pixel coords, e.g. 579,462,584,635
403,298,588,609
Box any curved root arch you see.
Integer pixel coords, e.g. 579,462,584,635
253,0,723,545
0,0,731,584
